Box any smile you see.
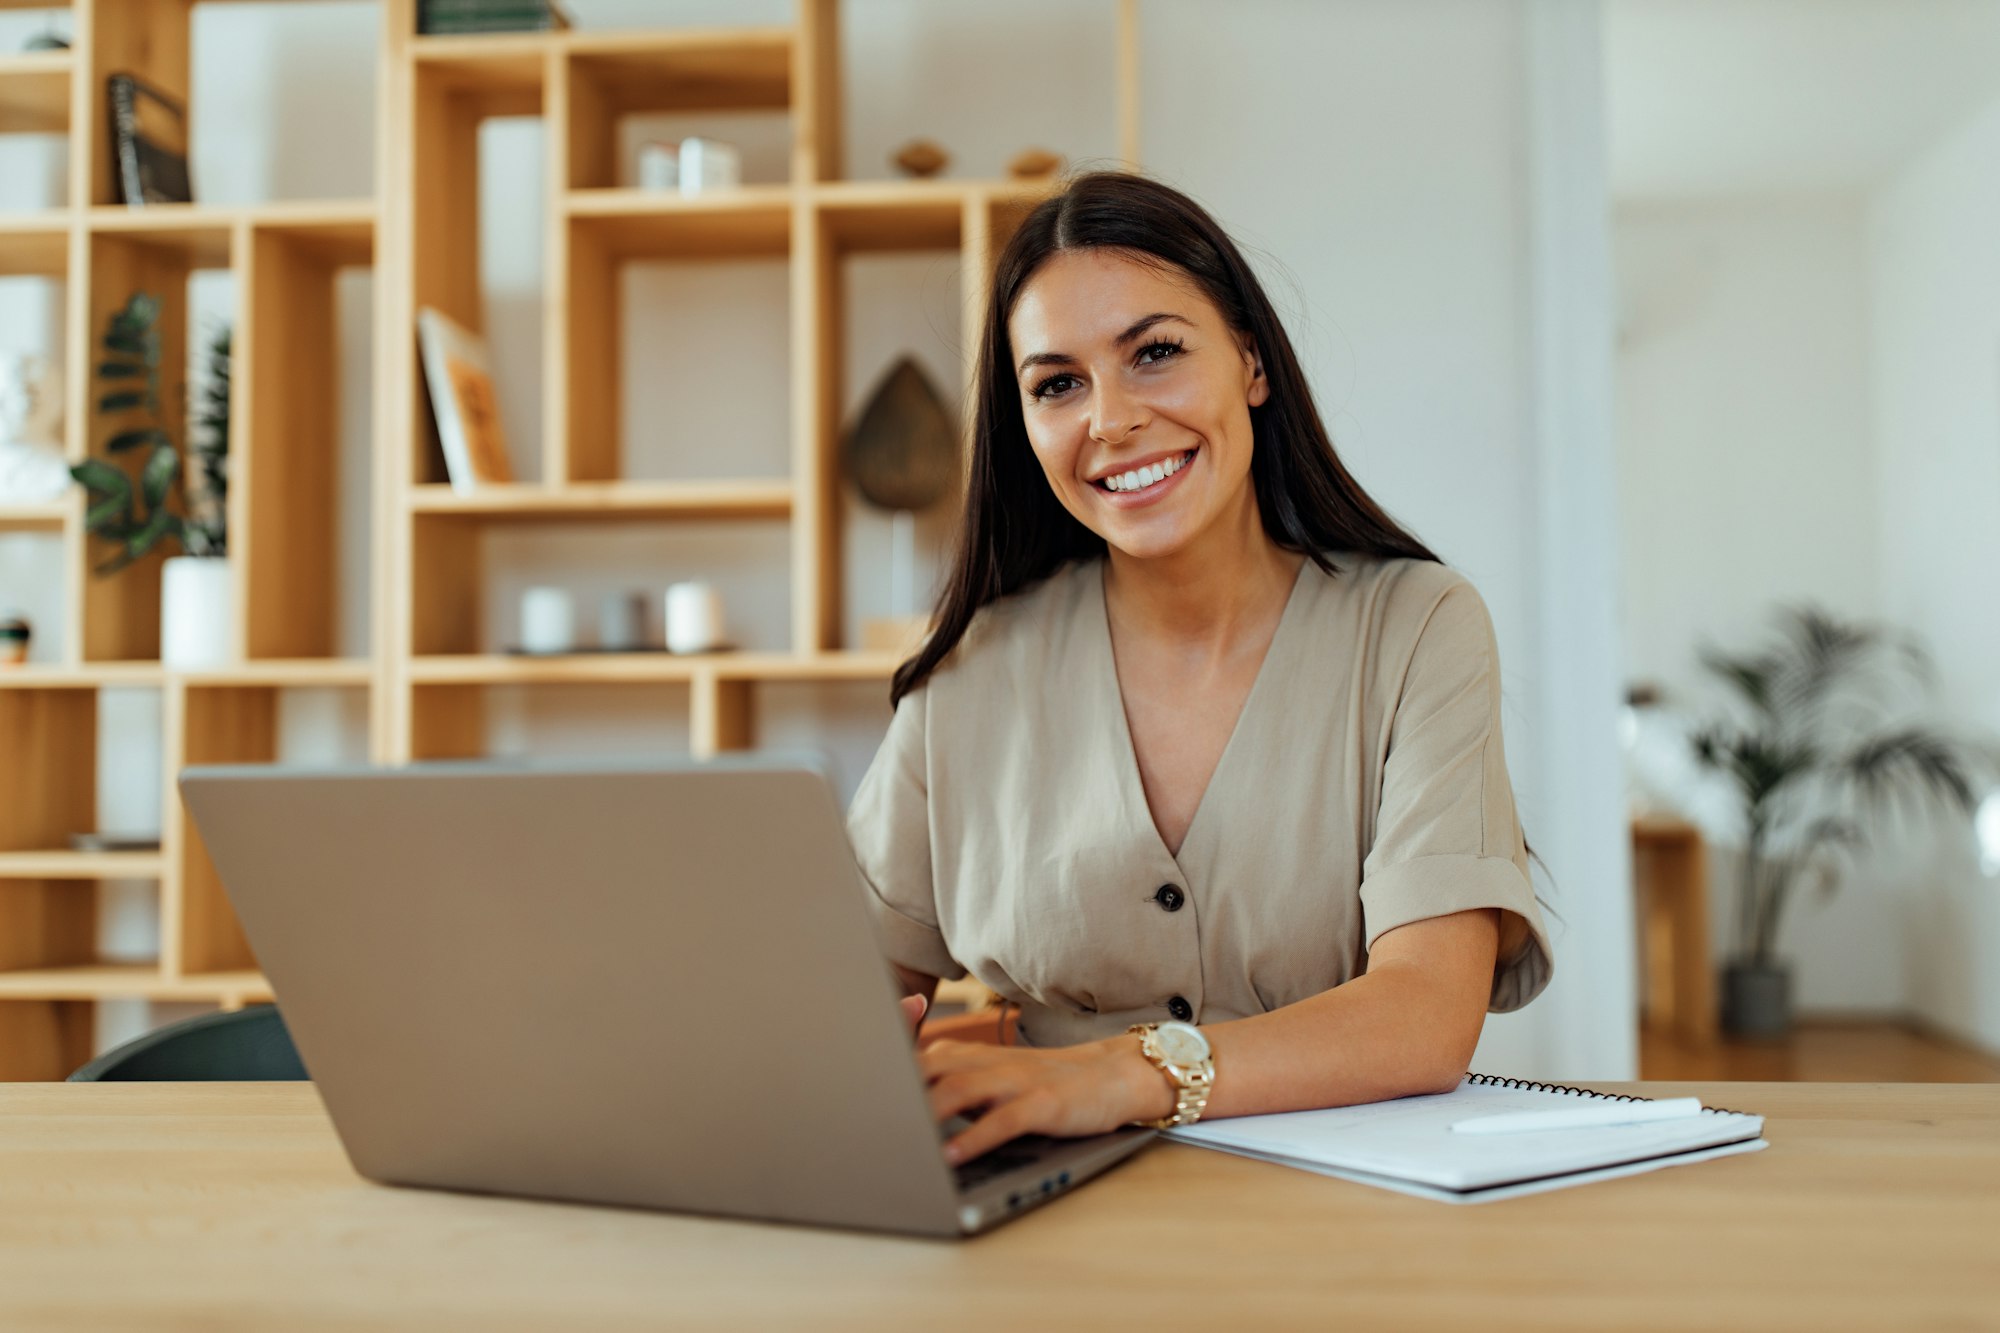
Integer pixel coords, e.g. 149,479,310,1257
1094,448,1196,496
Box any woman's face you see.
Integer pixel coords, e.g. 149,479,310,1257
1007,247,1268,561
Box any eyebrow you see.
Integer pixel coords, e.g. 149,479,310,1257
1015,312,1193,378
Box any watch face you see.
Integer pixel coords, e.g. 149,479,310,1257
1155,1022,1209,1065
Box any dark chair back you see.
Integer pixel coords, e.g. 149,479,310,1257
67,1004,308,1082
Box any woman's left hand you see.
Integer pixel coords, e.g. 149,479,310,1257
919,1036,1173,1165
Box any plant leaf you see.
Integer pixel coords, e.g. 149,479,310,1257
85,493,132,533
68,458,131,502
106,428,166,454
96,361,146,379
140,445,181,509
122,507,175,561
98,389,146,413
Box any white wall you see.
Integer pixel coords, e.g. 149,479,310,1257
1612,197,1910,1012
1867,93,2000,1051
1142,0,1635,1079
2,1,1635,1078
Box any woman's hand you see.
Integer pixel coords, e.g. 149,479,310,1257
919,1034,1176,1164
898,992,928,1038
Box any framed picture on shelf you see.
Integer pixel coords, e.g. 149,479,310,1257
416,307,516,493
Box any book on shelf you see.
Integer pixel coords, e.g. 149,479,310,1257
417,0,573,34
416,307,516,494
107,71,193,207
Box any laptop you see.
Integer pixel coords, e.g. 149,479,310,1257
177,754,1156,1238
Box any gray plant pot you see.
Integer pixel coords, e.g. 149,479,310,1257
1720,959,1792,1039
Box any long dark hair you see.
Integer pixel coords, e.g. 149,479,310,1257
890,169,1441,708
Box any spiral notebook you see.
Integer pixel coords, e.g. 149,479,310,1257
1162,1073,1767,1204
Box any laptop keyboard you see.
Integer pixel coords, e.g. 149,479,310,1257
948,1132,1066,1192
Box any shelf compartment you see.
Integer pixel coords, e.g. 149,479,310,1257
0,51,70,134
561,27,794,193
79,224,239,663
0,687,94,855
411,36,546,119
162,683,274,977
408,479,793,522
0,851,163,879
0,218,68,275
567,27,792,114
240,215,375,660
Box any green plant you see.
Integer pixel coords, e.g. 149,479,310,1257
68,292,229,573
1690,604,1982,968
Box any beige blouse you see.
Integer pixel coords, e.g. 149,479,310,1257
844,548,1554,1049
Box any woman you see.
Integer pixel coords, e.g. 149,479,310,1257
846,171,1554,1168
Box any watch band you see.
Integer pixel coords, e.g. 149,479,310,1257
1126,1023,1216,1129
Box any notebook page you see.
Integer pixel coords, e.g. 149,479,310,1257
1163,1079,1765,1192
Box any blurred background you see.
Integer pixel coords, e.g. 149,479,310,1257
0,0,1994,1086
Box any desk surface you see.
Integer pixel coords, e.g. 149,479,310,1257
2,1081,1995,1331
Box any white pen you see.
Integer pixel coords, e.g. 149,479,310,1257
1449,1097,1705,1135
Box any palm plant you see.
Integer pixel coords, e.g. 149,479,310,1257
68,292,228,572
1689,605,1981,975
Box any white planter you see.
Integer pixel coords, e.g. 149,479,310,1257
160,556,235,669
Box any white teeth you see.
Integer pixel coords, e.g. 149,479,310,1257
1103,450,1191,493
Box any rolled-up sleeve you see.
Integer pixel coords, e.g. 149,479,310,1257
845,684,967,982
1359,577,1554,1012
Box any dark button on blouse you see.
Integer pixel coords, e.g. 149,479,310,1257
1166,995,1193,1022
1153,883,1185,912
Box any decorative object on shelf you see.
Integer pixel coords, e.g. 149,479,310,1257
69,294,235,669
843,356,956,655
677,137,741,195
415,0,572,35
23,10,68,52
0,353,67,503
0,612,28,667
1682,604,1984,1039
892,138,949,178
68,831,163,853
598,590,651,652
664,581,732,654
1007,147,1064,179
517,586,576,655
637,141,679,191
107,72,192,207
416,306,515,493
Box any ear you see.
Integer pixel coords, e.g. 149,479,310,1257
1241,334,1270,408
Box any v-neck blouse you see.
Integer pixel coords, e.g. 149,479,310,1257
844,549,1555,1050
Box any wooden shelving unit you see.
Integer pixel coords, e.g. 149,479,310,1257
0,0,1139,1079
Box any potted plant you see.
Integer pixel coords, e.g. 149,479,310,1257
69,292,231,667
1688,605,1984,1038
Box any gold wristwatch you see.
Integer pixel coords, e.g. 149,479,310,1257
1126,1021,1215,1129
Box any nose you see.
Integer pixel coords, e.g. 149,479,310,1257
1088,375,1148,445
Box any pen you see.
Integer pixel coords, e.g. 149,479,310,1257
1449,1097,1705,1135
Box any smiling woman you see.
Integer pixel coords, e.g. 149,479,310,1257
847,171,1555,1169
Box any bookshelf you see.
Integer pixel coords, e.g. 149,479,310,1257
0,0,1139,1080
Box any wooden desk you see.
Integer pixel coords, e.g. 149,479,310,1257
2,1082,1995,1330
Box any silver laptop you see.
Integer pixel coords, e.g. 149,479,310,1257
178,754,1155,1238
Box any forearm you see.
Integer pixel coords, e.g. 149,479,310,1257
1187,908,1504,1119
1199,964,1483,1117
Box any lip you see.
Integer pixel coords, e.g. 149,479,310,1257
1093,446,1197,509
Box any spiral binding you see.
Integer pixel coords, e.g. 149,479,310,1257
1465,1071,1752,1119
